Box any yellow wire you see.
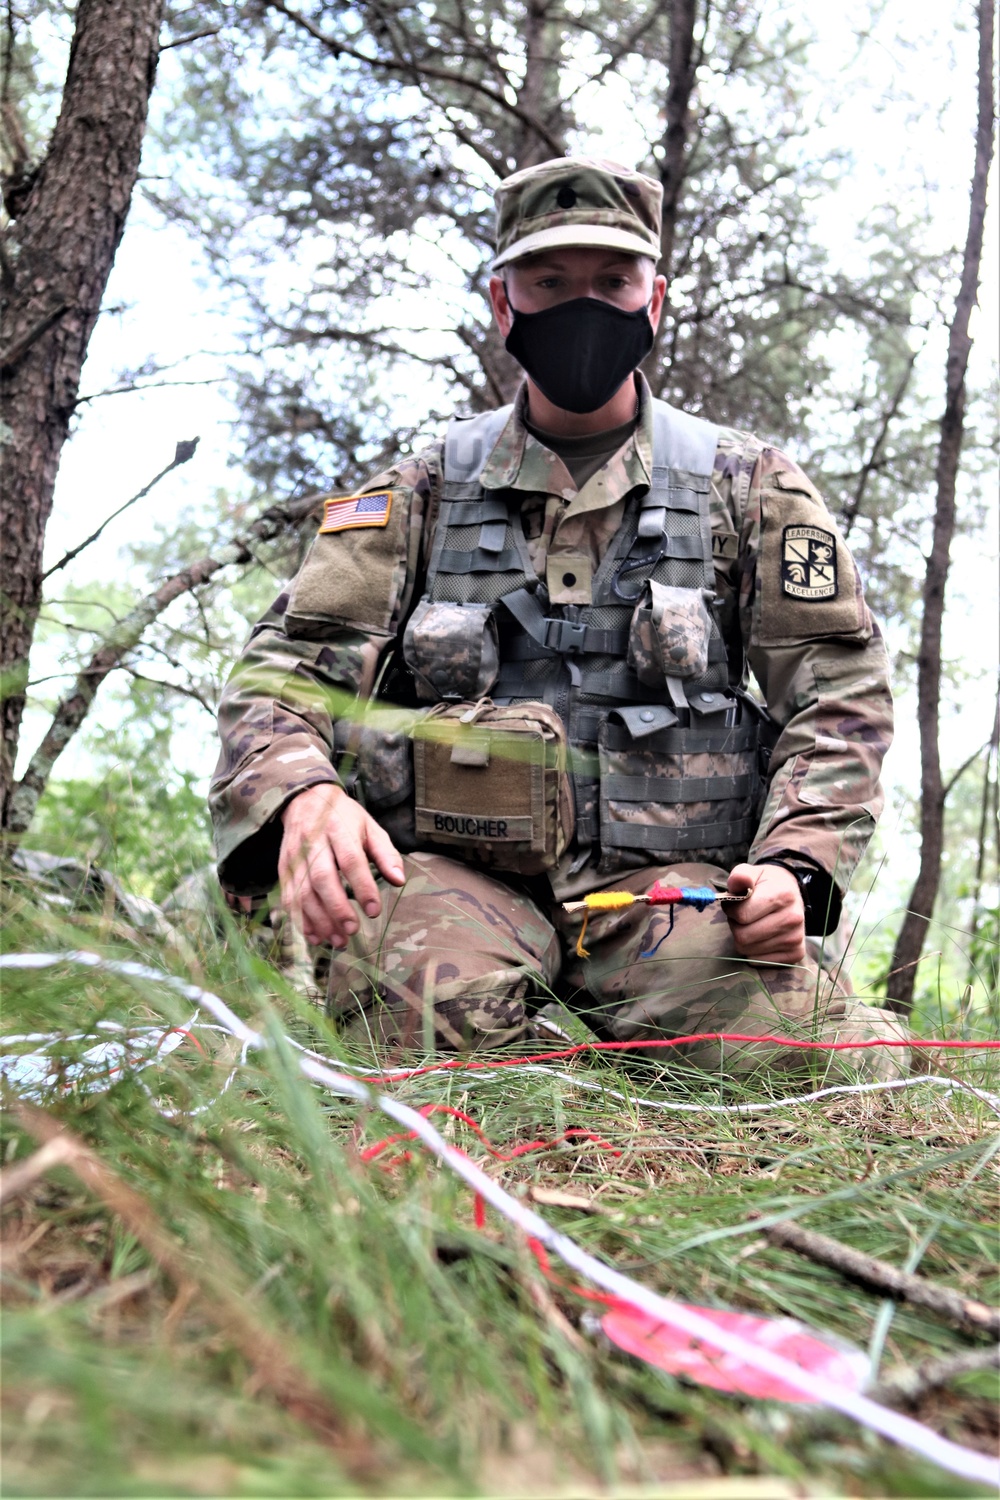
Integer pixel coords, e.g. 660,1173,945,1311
584,891,637,911
575,890,637,958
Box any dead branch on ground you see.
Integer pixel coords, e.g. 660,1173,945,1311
756,1216,999,1338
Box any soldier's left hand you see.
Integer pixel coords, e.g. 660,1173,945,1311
724,863,806,965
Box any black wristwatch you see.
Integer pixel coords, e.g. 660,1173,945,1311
753,854,842,937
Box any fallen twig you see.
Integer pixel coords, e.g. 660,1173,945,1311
755,1216,1000,1338
12,1102,375,1473
874,1345,1000,1405
0,1136,77,1205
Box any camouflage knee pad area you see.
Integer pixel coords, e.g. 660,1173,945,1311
328,853,909,1076
328,851,561,1050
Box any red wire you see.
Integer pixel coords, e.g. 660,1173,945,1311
526,1235,621,1308
370,1032,999,1084
155,1026,206,1056
352,1024,1000,1326
360,1102,620,1167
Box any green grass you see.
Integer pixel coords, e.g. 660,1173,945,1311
1,866,998,1498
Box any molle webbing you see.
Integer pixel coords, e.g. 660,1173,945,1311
430,409,531,607
427,398,760,870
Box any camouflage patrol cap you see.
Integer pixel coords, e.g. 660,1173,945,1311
493,157,662,269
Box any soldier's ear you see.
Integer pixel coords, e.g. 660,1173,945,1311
489,274,514,336
648,272,667,333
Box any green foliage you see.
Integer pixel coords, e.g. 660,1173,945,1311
0,0,75,171
28,689,213,903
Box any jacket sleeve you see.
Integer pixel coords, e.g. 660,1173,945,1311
723,441,893,895
208,447,441,902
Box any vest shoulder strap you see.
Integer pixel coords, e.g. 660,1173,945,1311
649,398,719,479
443,407,513,489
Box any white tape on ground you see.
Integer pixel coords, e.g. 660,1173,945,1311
3,950,998,1489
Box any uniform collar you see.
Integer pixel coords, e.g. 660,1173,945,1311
479,374,655,498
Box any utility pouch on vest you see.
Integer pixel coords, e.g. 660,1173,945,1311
627,582,713,687
333,707,425,852
413,699,574,875
598,704,760,873
402,600,500,702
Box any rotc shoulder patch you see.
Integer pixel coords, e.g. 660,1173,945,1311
780,524,838,601
319,490,393,534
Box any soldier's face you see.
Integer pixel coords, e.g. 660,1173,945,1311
489,248,665,336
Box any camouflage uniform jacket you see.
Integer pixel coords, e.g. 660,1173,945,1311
210,377,893,906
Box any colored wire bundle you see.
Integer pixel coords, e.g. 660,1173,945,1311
565,880,733,957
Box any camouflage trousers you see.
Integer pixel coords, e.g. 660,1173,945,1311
328,851,909,1080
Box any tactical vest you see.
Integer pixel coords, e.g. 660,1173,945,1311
399,398,763,875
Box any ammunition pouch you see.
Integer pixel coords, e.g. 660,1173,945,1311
402,599,499,702
627,582,714,685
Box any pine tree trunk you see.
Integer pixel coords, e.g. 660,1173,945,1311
0,0,165,831
644,0,699,394
513,0,564,173
885,0,996,1013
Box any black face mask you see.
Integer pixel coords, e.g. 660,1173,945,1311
504,295,654,415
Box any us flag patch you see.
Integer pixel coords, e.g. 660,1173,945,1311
780,524,837,600
319,490,393,534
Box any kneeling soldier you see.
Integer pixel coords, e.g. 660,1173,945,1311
210,157,907,1076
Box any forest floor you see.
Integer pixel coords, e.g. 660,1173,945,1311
1,867,998,1499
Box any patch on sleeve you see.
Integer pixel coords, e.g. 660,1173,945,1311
752,476,871,647
286,484,410,634
319,491,393,534
780,525,838,601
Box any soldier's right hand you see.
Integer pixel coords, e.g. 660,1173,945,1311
278,784,406,948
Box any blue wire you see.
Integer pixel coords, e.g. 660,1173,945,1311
639,888,719,958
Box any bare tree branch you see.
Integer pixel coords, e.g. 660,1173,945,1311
841,350,919,538
941,737,992,801
73,376,218,407
5,493,319,836
757,1216,1000,1337
41,439,199,582
561,1,670,109
968,677,1000,978
159,26,219,50
873,1345,1000,1405
120,661,216,715
265,0,566,160
0,301,69,372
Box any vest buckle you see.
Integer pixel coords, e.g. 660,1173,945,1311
544,618,588,654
